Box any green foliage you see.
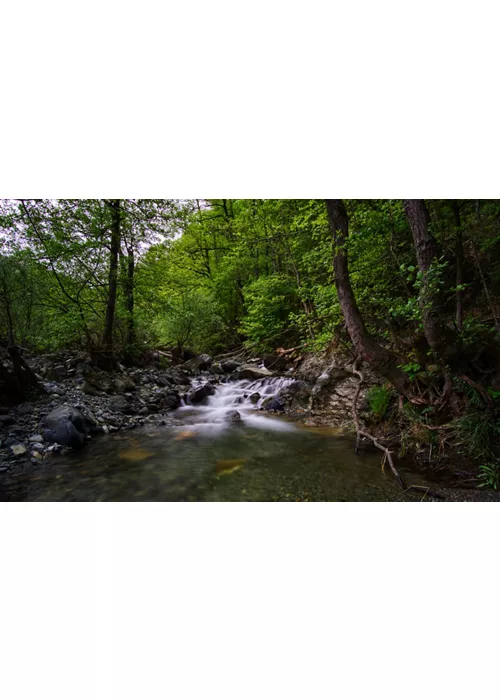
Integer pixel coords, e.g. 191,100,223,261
152,290,226,354
239,275,298,352
452,411,500,460
366,385,393,421
478,462,500,490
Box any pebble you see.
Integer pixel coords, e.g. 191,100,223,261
10,444,27,456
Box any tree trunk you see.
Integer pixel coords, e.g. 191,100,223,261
451,200,464,331
100,199,121,366
403,199,447,363
325,199,409,394
124,243,135,358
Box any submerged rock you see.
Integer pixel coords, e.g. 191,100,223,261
224,410,243,423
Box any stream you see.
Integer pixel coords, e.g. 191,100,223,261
1,377,436,501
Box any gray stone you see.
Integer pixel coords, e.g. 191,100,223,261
225,410,243,423
237,365,273,381
28,434,44,443
261,397,284,412
10,444,27,456
187,383,216,404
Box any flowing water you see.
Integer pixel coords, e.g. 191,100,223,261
1,378,433,502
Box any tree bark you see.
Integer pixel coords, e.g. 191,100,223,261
403,199,447,363
124,243,135,355
325,199,408,394
101,199,121,361
451,200,464,331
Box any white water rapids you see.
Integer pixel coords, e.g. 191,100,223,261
175,376,298,433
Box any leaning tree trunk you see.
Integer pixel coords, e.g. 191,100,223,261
98,199,121,369
325,199,409,395
403,199,448,364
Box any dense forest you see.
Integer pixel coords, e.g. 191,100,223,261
1,199,500,495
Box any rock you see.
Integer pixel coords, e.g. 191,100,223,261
28,434,44,443
157,390,181,410
261,397,284,412
0,415,15,427
187,383,216,404
263,354,289,371
182,354,213,373
10,444,27,456
31,451,43,460
82,381,100,395
225,410,243,423
249,392,261,404
44,419,85,450
113,376,136,393
237,365,273,380
277,381,311,409
108,395,130,413
221,360,241,373
17,404,33,415
165,371,191,386
211,362,224,375
42,405,90,435
197,354,212,371
31,442,45,451
41,405,91,450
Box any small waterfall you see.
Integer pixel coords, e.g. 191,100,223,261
176,376,297,432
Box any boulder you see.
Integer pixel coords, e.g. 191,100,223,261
224,410,243,423
237,365,273,381
187,383,216,404
249,392,261,404
43,420,85,450
41,405,91,450
154,389,181,410
221,360,241,373
261,397,284,412
277,380,311,409
182,354,213,373
42,405,90,436
263,354,289,371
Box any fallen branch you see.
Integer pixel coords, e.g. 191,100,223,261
351,360,405,489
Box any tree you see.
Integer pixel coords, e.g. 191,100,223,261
402,199,449,365
325,199,408,394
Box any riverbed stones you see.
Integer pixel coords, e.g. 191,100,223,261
10,444,27,457
249,392,261,404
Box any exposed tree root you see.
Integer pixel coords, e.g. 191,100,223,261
351,360,405,489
